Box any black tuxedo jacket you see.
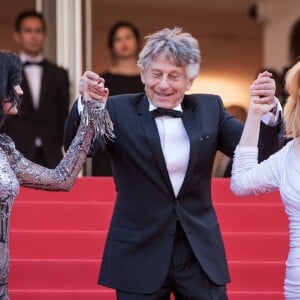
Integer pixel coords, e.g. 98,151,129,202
64,93,280,294
2,59,69,168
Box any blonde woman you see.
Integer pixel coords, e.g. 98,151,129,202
231,62,300,299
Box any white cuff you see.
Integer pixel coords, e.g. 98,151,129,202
261,97,282,126
77,96,84,114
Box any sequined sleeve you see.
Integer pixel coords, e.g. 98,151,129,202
230,145,283,196
4,101,101,191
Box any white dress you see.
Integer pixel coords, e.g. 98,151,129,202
231,140,300,300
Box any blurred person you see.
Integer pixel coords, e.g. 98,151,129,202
281,18,300,104
93,21,144,176
0,50,103,299
231,61,300,300
1,10,70,168
64,27,282,300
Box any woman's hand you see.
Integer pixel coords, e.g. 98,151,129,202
249,71,276,116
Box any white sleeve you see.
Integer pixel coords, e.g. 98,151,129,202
77,96,84,113
230,145,282,196
261,97,282,126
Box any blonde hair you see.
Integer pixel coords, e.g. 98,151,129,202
283,61,300,139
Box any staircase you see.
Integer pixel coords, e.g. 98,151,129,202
9,177,288,299
212,178,288,300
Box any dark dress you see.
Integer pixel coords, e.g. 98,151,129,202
92,71,144,176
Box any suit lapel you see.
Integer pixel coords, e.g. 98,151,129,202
177,97,202,198
138,96,174,195
21,71,35,112
39,62,48,111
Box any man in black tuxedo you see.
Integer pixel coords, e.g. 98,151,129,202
64,28,281,299
2,10,70,168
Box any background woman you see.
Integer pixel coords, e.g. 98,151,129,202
93,21,145,176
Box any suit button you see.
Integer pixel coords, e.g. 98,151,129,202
168,231,175,238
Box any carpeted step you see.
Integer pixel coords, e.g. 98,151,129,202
11,202,113,231
9,290,283,300
10,230,288,261
17,177,116,203
10,289,116,300
215,203,288,232
9,259,285,292
9,179,286,300
211,178,282,204
10,230,106,259
11,201,288,232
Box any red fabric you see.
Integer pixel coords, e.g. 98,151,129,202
9,178,288,300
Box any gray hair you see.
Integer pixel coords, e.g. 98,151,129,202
137,27,201,80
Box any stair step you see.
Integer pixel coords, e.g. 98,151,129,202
215,203,288,232
228,291,283,300
9,290,116,300
223,232,289,260
11,202,113,230
10,230,289,260
9,260,285,292
9,290,283,300
9,179,286,299
10,230,106,259
211,178,282,204
229,261,285,291
18,177,116,203
11,201,288,232
19,178,282,205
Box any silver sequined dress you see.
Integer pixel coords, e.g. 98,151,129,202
0,101,99,299
231,141,300,300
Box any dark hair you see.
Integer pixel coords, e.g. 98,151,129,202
14,10,46,33
290,19,300,63
0,51,22,126
107,21,140,56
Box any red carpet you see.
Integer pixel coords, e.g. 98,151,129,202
9,177,288,299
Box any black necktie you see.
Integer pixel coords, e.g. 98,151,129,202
23,60,45,67
152,108,183,118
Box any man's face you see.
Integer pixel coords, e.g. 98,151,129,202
140,53,193,109
14,17,46,56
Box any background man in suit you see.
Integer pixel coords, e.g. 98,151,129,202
64,28,280,299
2,10,70,168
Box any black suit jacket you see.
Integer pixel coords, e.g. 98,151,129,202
2,59,69,168
64,93,280,294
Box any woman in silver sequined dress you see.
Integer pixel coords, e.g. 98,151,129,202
0,51,107,299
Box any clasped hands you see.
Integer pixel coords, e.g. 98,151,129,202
79,71,109,106
250,71,277,116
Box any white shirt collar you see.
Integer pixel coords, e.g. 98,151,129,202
148,98,183,112
19,52,44,64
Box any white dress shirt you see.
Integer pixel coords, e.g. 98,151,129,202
149,102,190,197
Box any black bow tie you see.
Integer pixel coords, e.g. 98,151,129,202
23,60,45,67
152,108,183,118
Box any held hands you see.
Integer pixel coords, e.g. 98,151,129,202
79,71,115,141
249,71,277,116
79,71,109,105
